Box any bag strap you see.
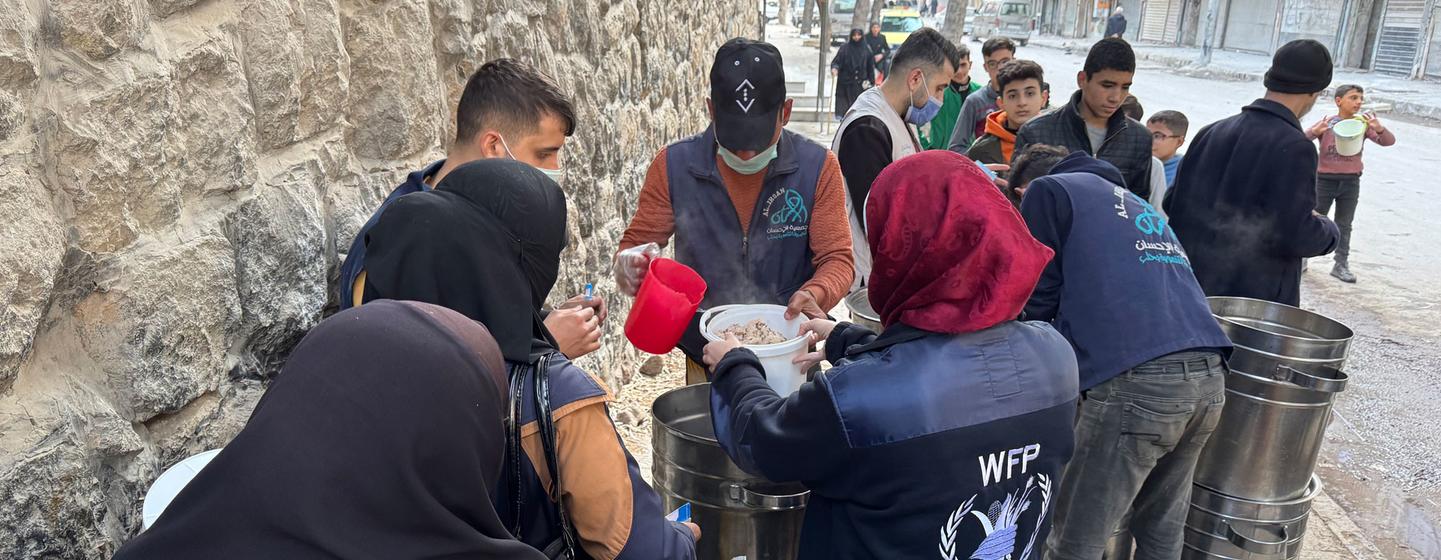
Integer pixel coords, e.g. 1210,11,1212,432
506,363,527,539
534,353,580,558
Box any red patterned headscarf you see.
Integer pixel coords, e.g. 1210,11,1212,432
865,151,1054,333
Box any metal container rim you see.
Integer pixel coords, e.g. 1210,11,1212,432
652,384,721,444
843,290,880,322
1208,296,1354,344
1190,475,1323,520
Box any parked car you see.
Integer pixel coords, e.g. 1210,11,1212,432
829,0,857,44
962,6,977,36
880,8,924,48
765,0,779,22
970,0,1032,46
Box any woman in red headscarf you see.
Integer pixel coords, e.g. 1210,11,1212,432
702,151,1080,560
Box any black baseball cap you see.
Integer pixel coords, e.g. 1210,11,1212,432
710,38,787,152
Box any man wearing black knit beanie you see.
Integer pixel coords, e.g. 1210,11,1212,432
1163,39,1340,307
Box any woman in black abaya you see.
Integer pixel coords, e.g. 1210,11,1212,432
831,28,876,118
114,300,543,560
358,159,699,559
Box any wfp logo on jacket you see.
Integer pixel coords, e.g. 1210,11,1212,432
938,444,1053,560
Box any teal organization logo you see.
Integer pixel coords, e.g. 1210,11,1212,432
764,188,810,240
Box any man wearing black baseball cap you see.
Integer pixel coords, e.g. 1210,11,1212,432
615,38,855,382
1165,39,1340,306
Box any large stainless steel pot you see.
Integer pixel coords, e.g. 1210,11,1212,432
1181,476,1321,560
843,289,882,332
1193,349,1347,501
1195,297,1352,502
652,384,807,560
1208,297,1352,369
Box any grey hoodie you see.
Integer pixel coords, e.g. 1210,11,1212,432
945,84,1000,152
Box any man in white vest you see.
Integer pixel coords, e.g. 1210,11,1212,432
833,28,961,290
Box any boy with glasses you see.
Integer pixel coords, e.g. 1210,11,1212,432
945,37,1016,152
1148,110,1188,188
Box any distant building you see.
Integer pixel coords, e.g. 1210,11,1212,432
1034,0,1440,80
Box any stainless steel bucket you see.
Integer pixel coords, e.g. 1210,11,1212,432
1194,297,1352,502
1208,297,1352,370
1193,349,1347,501
652,384,807,560
843,289,882,332
1181,476,1321,560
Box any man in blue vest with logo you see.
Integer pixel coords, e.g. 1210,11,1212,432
1015,149,1234,559
616,38,854,383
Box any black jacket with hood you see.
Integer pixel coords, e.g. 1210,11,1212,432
1163,98,1339,307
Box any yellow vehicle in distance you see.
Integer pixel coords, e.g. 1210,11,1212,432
879,8,924,49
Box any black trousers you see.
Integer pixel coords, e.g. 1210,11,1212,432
834,80,864,117
1315,174,1361,263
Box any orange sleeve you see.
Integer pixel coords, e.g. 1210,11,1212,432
801,151,856,310
520,399,633,560
618,148,675,253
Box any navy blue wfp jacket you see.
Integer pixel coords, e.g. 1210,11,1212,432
1021,153,1232,390
709,322,1079,560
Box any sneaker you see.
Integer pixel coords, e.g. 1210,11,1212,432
1331,262,1357,283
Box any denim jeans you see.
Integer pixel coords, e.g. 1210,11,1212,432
1315,174,1361,264
1044,351,1227,560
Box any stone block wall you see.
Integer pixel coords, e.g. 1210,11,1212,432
0,0,755,556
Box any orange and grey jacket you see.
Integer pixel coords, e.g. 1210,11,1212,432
966,110,1019,166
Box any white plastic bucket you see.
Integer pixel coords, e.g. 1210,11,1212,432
141,448,222,531
699,304,809,396
1332,118,1367,157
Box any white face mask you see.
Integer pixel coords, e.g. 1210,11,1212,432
717,141,779,175
498,135,566,183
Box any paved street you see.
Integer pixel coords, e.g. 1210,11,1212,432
774,22,1441,558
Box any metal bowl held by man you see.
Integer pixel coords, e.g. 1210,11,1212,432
843,289,883,332
652,384,808,560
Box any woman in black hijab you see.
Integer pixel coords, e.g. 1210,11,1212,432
362,158,567,363
360,159,698,559
830,28,876,118
115,300,544,560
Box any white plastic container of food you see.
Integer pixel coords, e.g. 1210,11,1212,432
699,304,809,396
